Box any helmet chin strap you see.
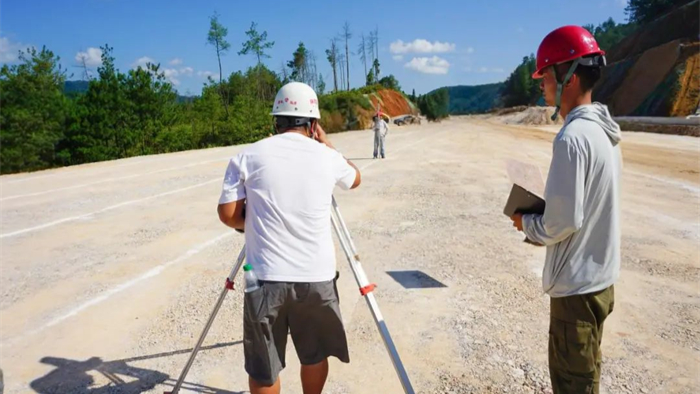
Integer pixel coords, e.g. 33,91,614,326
551,58,581,121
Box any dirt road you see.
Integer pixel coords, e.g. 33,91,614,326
1,116,698,394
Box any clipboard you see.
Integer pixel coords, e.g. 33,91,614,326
503,160,546,246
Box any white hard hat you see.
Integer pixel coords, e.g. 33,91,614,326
271,82,320,119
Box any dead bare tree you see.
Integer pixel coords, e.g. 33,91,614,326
357,34,368,78
325,38,340,92
373,27,379,62
338,52,346,91
342,22,352,90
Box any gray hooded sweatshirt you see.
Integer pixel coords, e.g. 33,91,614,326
522,103,622,298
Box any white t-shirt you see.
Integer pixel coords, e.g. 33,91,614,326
218,132,357,282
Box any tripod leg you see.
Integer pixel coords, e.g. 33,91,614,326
165,246,246,394
330,209,415,394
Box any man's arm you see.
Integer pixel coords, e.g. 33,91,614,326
218,199,246,230
345,159,361,189
217,156,247,230
518,137,586,246
314,122,361,189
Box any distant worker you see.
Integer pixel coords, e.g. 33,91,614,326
509,26,622,394
372,113,389,159
217,82,361,394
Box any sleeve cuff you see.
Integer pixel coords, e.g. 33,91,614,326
337,172,355,190
218,188,246,205
521,214,538,241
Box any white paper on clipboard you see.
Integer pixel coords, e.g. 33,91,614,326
506,160,545,199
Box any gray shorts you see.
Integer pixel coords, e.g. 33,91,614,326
243,274,350,385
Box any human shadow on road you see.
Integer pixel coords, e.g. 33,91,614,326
30,341,244,394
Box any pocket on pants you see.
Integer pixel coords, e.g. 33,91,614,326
549,318,596,375
244,286,267,323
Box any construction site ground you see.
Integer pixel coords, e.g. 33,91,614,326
1,116,698,394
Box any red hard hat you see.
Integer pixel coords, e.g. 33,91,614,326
532,25,605,79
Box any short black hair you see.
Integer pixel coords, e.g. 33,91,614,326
275,116,312,131
554,56,602,92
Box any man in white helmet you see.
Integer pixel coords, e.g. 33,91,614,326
217,82,361,394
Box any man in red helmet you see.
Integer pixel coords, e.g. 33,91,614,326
510,26,622,394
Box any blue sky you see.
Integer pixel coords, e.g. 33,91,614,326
0,0,628,95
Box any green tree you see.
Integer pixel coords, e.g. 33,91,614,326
583,18,638,51
418,88,449,122
317,74,326,95
378,75,401,91
239,22,276,99
366,68,375,86
124,63,178,155
238,21,275,65
372,58,380,84
625,0,692,23
501,55,539,107
0,46,70,173
287,42,309,84
207,12,231,115
192,82,225,147
62,45,178,163
63,45,130,163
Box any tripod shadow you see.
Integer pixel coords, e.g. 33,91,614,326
30,341,244,394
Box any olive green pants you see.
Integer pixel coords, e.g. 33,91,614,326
549,285,615,394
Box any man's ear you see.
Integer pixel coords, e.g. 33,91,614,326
309,120,317,138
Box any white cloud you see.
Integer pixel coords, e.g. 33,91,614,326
0,36,32,63
163,68,178,77
162,68,181,85
198,70,215,78
133,56,155,68
404,56,450,75
392,55,404,61
179,66,194,76
390,39,456,55
75,47,103,67
169,58,183,65
466,47,475,54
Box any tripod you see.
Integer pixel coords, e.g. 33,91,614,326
166,197,415,393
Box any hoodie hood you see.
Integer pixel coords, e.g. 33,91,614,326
564,103,622,145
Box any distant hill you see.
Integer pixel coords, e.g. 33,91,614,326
593,0,699,116
64,80,196,103
64,80,89,95
430,83,504,114
176,95,195,104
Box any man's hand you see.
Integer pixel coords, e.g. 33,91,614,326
511,213,524,232
313,122,328,142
